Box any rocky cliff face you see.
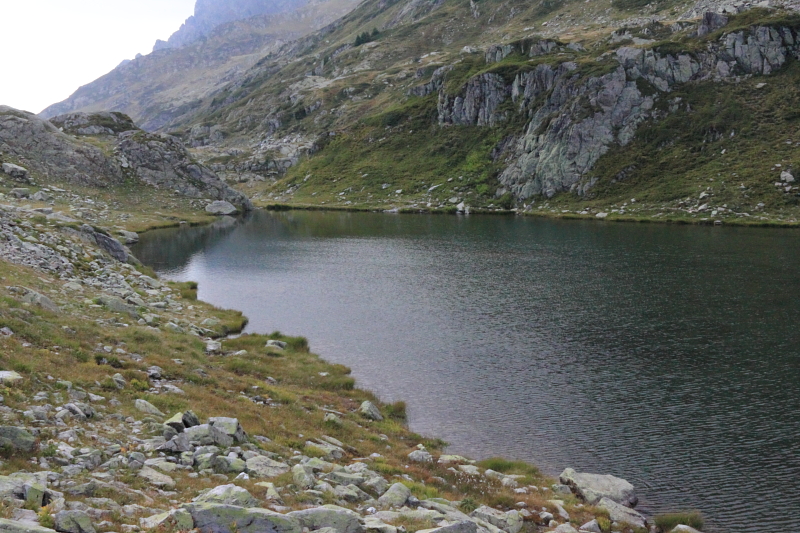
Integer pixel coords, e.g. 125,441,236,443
0,107,124,187
429,18,800,200
1,108,251,210
154,0,309,51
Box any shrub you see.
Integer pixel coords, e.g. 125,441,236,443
654,511,704,531
385,400,407,422
459,497,478,513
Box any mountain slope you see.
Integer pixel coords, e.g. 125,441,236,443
40,0,359,131
165,0,800,224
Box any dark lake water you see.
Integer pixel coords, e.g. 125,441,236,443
133,210,800,533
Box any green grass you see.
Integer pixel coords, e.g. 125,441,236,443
654,510,705,531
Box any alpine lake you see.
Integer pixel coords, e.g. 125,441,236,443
132,210,800,533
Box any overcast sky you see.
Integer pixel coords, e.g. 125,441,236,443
0,1,197,114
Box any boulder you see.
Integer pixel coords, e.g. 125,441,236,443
209,417,247,443
670,526,703,533
206,341,222,354
165,412,187,433
306,440,344,460
157,433,192,453
469,506,522,533
183,503,300,533
98,296,139,318
287,505,364,533
597,498,647,529
377,483,411,509
0,519,58,533
186,424,234,447
408,450,433,463
206,201,239,216
53,511,95,533
194,485,259,507
0,371,23,385
137,466,175,489
292,464,315,489
21,289,59,313
117,230,139,244
559,468,637,507
579,519,602,533
31,191,53,202
265,340,287,350
183,410,201,427
134,399,165,417
140,509,193,531
0,427,36,453
417,522,477,533
246,456,290,478
10,188,30,198
359,401,383,421
2,163,30,182
552,525,578,533
213,456,246,474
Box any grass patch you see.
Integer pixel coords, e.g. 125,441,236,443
654,511,705,531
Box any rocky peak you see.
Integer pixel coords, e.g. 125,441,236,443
154,0,309,51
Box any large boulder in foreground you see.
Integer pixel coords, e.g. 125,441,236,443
287,505,364,533
0,518,58,533
559,468,637,507
182,503,300,533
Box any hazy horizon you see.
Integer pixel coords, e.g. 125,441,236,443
0,0,196,114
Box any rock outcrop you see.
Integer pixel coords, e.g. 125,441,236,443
0,108,251,211
427,19,800,201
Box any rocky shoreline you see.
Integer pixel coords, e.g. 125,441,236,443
0,184,707,533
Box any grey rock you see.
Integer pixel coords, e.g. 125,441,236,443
359,401,383,421
53,511,95,533
213,456,247,474
206,201,239,215
578,519,602,533
2,163,30,182
183,503,301,533
10,188,30,198
552,525,578,533
137,466,176,489
0,107,124,187
469,506,522,533
165,412,187,433
117,230,139,245
21,289,59,313
408,449,433,463
287,505,364,533
194,485,259,507
0,371,23,385
597,497,647,529
265,340,287,349
292,464,316,489
140,509,194,530
0,426,36,453
670,526,703,533
417,522,477,533
183,410,201,427
31,191,53,202
246,456,290,478
559,468,637,507
134,399,165,417
0,519,58,533
186,424,234,447
117,131,252,211
377,483,411,509
92,233,129,263
209,417,247,443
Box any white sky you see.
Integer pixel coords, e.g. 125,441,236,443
0,0,197,114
